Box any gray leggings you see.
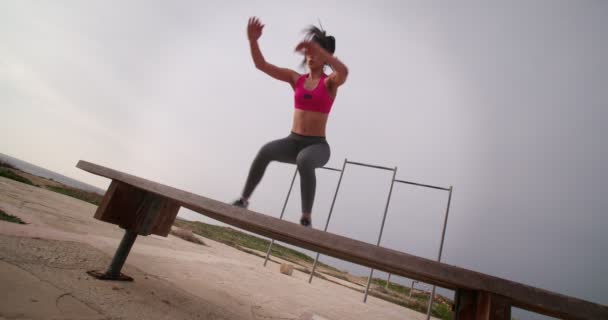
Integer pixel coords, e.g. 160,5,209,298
241,132,331,213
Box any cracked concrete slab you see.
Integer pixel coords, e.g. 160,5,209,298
0,259,102,320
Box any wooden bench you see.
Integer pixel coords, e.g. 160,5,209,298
77,160,607,320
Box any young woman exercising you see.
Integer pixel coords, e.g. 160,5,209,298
233,17,349,227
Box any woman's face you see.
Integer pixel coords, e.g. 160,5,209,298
306,51,325,70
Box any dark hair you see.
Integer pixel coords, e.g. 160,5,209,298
306,25,335,54
301,25,336,68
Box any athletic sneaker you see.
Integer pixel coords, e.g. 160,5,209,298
300,216,312,228
231,198,249,209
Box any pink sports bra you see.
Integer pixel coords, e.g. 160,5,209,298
294,74,334,114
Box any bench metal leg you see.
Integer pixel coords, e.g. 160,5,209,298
86,180,180,281
87,229,138,281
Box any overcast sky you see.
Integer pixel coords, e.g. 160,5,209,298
1,1,606,319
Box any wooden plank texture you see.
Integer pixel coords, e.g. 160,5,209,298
455,290,511,320
77,160,607,320
94,180,180,236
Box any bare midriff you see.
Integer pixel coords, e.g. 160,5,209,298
291,109,329,137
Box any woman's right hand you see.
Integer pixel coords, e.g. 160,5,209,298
247,17,264,41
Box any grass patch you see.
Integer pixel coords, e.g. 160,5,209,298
371,278,453,319
0,169,35,186
321,271,356,283
0,167,104,206
372,278,412,296
372,278,442,301
174,219,339,271
434,302,454,320
0,209,26,224
175,219,305,259
46,186,103,205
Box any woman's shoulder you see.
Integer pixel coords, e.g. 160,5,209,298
294,73,307,84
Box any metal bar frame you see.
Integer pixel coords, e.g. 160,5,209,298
383,179,452,290
345,160,394,171
308,158,348,283
309,160,398,285
425,185,454,320
263,157,455,319
264,167,298,266
363,166,398,302
376,178,453,318
263,161,345,267
394,179,450,191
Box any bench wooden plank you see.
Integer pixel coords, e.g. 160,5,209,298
77,160,607,320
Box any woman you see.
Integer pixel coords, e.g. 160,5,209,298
233,17,349,227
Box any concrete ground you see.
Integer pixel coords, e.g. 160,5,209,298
0,176,438,320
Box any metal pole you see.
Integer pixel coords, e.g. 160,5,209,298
345,160,394,171
393,179,450,191
385,273,391,289
363,167,398,303
426,186,454,319
308,158,347,283
106,229,138,278
426,286,437,318
263,167,298,267
410,280,417,297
